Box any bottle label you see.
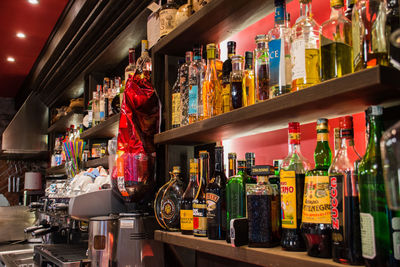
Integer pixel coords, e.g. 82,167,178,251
352,12,361,67
159,9,177,36
392,217,400,260
317,132,329,142
280,170,297,229
269,39,286,87
193,202,207,236
188,85,198,115
172,92,181,126
330,175,342,232
291,39,306,81
206,192,220,220
180,209,193,231
360,212,376,259
99,111,105,120
302,175,331,224
275,5,285,23
161,198,176,221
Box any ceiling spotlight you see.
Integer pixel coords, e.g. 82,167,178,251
7,57,15,62
16,32,26,38
28,0,39,4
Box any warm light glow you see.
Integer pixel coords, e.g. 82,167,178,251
28,0,39,4
16,32,26,38
7,57,15,62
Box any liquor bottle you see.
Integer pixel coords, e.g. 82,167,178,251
226,160,246,242
172,59,185,128
352,0,389,71
161,166,185,231
206,146,227,240
301,118,332,258
87,100,93,129
181,159,199,235
291,0,321,91
345,0,355,20
280,122,311,251
136,40,152,80
268,0,292,97
245,152,256,184
328,116,363,265
180,51,193,126
176,0,192,26
202,43,222,119
125,48,136,82
99,85,105,122
359,106,398,266
254,35,270,101
188,45,205,123
230,55,246,109
243,52,255,106
222,41,236,113
160,0,178,38
216,44,223,82
193,151,208,237
320,0,353,81
228,152,237,177
104,83,110,119
387,0,400,67
93,87,100,126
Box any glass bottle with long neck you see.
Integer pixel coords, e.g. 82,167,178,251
291,0,321,91
301,118,332,258
243,52,255,106
160,0,178,38
125,48,136,82
188,46,205,123
202,43,222,119
136,40,152,80
228,153,237,177
92,90,99,126
181,159,199,235
171,59,184,128
352,0,389,71
320,0,353,81
280,122,311,251
268,0,292,97
254,35,270,101
215,44,223,82
222,41,236,113
180,51,193,126
230,55,245,109
206,146,227,240
193,151,208,237
345,0,355,20
329,116,363,265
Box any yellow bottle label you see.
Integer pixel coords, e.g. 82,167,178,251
280,170,297,229
222,84,231,113
302,176,331,224
180,209,193,230
172,92,181,126
317,133,329,142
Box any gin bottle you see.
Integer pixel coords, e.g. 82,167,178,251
180,52,193,126
188,45,205,123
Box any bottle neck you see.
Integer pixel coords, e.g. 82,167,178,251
274,4,286,25
289,143,301,154
199,156,209,187
228,157,237,177
300,2,312,17
129,51,135,65
256,41,266,50
330,4,344,19
366,115,384,156
214,149,224,173
186,55,193,63
232,61,242,71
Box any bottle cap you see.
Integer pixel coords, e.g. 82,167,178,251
227,41,236,49
367,105,383,116
238,160,246,168
288,122,300,133
228,152,237,159
189,159,198,174
255,34,267,42
245,152,255,160
206,43,216,59
141,40,149,50
172,166,180,174
339,116,353,129
245,51,253,68
274,0,285,6
330,0,344,7
199,150,209,158
316,118,329,131
185,51,193,61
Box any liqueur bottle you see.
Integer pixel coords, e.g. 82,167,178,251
301,118,332,258
345,0,355,20
188,45,205,123
243,52,255,106
125,48,136,82
181,159,199,235
136,40,152,80
180,52,193,126
320,0,353,81
268,0,292,97
202,43,222,119
222,41,236,113
161,166,185,231
328,116,363,265
228,153,237,177
280,122,311,251
171,59,185,128
387,0,400,67
193,151,209,237
160,0,178,38
99,84,105,122
230,55,246,109
206,146,227,240
352,0,389,71
226,160,246,243
175,0,192,26
254,35,270,101
291,0,321,91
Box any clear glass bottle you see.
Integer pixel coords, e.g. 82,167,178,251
180,51,193,126
125,48,136,82
243,52,255,106
160,0,178,38
92,90,99,127
181,159,199,235
280,122,311,251
222,41,236,113
230,55,245,109
171,59,185,128
291,0,321,91
188,45,205,123
202,43,222,119
268,0,292,97
136,40,152,80
99,85,105,122
193,151,208,237
320,0,353,81
254,35,270,101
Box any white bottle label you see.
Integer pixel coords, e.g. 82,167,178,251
291,39,306,81
360,212,376,259
160,9,177,37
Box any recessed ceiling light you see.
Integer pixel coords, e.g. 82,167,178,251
16,32,26,38
7,57,15,62
28,0,39,4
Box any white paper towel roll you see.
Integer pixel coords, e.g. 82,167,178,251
24,172,42,190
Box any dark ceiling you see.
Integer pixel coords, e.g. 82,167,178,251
0,0,68,98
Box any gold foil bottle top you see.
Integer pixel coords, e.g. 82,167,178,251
141,40,149,50
330,0,344,7
199,150,209,158
172,166,181,174
228,152,237,159
189,159,198,174
206,43,216,59
316,118,329,132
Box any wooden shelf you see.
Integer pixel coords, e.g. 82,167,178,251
80,114,119,139
155,66,400,145
47,109,84,133
46,164,66,175
152,0,281,56
155,231,343,267
83,156,109,169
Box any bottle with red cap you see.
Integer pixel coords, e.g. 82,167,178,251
329,116,363,264
280,122,311,251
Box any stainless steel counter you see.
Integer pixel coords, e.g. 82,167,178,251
0,243,35,267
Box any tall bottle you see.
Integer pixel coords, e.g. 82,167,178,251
359,106,398,266
181,159,199,235
160,0,178,38
193,151,208,237
328,116,363,265
280,122,311,251
301,119,332,258
387,0,400,67
125,48,136,82
202,43,222,119
230,55,245,109
345,0,355,20
99,85,105,122
291,0,321,91
188,45,205,123
206,146,227,240
320,0,353,81
268,0,292,97
254,35,270,101
180,52,193,126
172,59,184,128
136,40,152,80
222,41,236,113
92,90,99,126
243,52,255,106
352,0,389,71
228,152,237,177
